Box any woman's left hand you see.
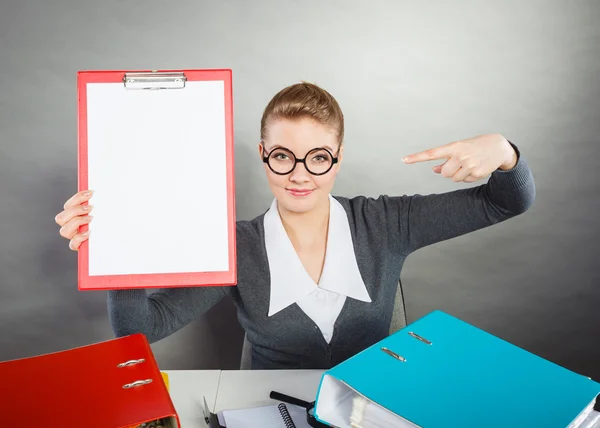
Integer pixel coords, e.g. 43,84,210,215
401,133,518,183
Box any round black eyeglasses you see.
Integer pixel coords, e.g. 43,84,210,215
262,147,339,176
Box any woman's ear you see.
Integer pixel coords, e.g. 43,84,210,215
334,145,344,178
337,144,344,167
257,143,264,159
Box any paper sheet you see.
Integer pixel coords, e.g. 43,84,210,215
218,404,311,428
579,410,600,428
85,80,230,276
316,375,417,428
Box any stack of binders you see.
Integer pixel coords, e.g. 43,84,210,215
312,310,600,428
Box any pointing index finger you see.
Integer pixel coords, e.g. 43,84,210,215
402,144,453,164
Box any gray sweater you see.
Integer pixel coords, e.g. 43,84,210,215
107,145,535,369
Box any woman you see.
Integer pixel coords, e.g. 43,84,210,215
55,82,535,370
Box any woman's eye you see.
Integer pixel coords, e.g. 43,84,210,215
275,154,289,160
312,155,327,162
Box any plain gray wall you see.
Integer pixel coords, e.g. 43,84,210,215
1,0,599,380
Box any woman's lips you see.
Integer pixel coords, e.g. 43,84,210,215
286,188,314,197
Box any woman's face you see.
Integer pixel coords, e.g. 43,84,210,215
259,118,343,214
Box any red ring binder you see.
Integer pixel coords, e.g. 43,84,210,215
0,333,180,427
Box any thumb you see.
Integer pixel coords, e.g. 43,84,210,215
432,162,446,174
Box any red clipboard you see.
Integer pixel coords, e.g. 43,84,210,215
0,334,180,428
77,69,236,290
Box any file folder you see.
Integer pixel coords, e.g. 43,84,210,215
313,310,600,428
0,333,180,427
77,69,236,290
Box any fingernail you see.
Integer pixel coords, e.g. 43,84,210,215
83,205,92,211
402,157,409,162
83,190,93,196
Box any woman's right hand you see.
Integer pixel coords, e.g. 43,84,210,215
55,190,94,251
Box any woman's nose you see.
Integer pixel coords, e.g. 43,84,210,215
289,162,312,182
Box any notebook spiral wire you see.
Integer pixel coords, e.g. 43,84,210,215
277,402,297,428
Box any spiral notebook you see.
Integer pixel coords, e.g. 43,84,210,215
217,403,310,428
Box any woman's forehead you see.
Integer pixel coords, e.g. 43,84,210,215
264,118,337,152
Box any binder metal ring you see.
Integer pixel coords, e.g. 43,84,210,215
408,331,432,345
381,347,406,362
122,379,153,389
117,358,146,367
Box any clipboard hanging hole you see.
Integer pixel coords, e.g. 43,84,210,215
122,379,153,389
117,358,146,367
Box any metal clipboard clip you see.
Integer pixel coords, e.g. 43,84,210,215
123,71,187,90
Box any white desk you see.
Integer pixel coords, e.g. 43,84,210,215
214,369,325,412
165,369,324,427
164,370,222,428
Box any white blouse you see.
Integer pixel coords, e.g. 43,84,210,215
264,195,372,343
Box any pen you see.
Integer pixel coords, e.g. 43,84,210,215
270,391,313,408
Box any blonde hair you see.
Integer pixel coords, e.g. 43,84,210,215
260,82,344,145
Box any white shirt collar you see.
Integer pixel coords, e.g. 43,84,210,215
264,194,372,317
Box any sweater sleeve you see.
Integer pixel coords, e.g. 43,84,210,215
389,142,536,255
107,285,231,343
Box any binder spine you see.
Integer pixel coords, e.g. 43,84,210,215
277,403,297,428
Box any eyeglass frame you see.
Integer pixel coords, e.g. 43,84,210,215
260,143,340,176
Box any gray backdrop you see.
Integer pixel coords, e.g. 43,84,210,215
1,0,599,380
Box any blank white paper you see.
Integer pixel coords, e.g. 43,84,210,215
85,80,230,276
218,404,312,428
